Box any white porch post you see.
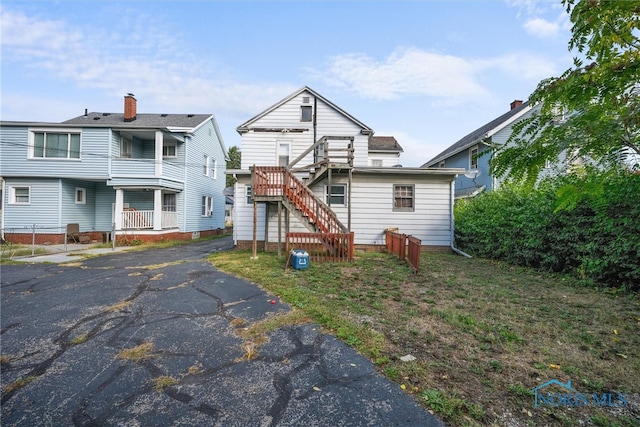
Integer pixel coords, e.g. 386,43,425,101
115,188,124,230
154,189,162,230
155,130,163,177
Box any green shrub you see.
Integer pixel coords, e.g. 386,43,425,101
454,171,640,291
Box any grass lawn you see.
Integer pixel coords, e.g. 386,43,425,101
210,249,639,426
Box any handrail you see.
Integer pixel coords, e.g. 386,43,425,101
253,166,347,235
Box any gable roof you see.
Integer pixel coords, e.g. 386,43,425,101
236,86,373,134
369,136,403,153
422,100,531,167
63,112,214,130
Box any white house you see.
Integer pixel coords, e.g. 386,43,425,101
227,86,463,255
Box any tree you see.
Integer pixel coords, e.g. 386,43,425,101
491,0,640,185
226,145,241,188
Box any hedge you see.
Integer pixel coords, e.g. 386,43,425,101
454,171,640,291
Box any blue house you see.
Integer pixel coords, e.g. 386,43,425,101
422,100,548,198
0,95,228,244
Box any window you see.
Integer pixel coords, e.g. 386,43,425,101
212,159,218,179
120,136,132,158
163,193,176,211
163,143,176,158
300,105,312,122
393,185,414,212
325,184,346,205
204,155,210,176
370,159,383,167
201,196,213,217
246,186,253,204
469,146,478,170
278,142,290,167
31,131,80,159
75,187,86,204
552,103,565,123
10,186,30,204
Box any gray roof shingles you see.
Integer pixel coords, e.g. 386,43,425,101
63,112,212,128
369,136,403,152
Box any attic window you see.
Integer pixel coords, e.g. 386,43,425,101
469,146,478,170
300,106,312,122
302,97,310,104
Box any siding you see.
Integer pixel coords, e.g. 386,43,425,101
241,91,370,169
61,179,96,231
95,182,115,230
234,173,454,247
2,178,62,233
183,119,226,233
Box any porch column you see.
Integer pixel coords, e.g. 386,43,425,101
154,189,162,230
115,188,124,230
155,130,163,177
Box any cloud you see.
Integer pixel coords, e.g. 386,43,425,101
312,47,556,104
523,18,560,38
0,6,295,120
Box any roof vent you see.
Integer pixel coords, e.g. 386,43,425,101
187,114,194,118
161,113,168,117
302,96,310,104
93,117,101,120
102,112,110,116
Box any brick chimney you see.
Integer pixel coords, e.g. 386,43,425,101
510,100,523,110
124,93,137,122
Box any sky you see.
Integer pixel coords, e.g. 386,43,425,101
1,0,576,167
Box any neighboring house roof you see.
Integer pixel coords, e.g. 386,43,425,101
369,136,403,153
236,86,373,135
422,100,532,167
63,112,214,130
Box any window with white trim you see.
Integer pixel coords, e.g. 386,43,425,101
75,187,86,204
393,185,414,212
325,184,346,205
246,186,253,204
10,186,30,204
201,196,213,217
469,146,478,170
120,136,132,158
370,159,383,167
31,131,81,159
278,142,290,167
204,155,210,176
163,193,176,211
163,143,176,158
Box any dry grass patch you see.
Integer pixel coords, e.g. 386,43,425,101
104,300,132,313
152,375,177,392
69,333,89,346
2,375,38,395
117,342,155,362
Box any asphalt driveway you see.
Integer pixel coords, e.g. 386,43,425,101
1,236,443,426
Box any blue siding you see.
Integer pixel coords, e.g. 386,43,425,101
95,183,115,230
61,179,96,231
2,178,62,233
183,119,226,232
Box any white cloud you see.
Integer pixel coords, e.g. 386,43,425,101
523,18,560,38
313,47,557,104
315,48,489,103
0,6,295,120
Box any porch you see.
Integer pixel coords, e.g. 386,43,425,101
114,188,180,231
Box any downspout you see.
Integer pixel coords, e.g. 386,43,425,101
450,179,472,258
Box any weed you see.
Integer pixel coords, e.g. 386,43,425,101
0,355,10,365
152,376,177,392
2,376,37,395
507,382,533,397
117,342,154,362
104,300,132,313
69,333,88,345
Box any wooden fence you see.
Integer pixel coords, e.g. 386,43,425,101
385,229,421,273
286,232,355,263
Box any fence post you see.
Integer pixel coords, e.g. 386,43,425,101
30,224,37,256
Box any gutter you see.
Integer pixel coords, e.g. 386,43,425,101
450,180,472,258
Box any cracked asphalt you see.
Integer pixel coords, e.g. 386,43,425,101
1,236,443,426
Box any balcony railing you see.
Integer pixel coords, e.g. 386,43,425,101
112,159,184,179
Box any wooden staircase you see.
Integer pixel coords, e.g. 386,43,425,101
252,166,350,256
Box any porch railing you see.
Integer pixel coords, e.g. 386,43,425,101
286,232,354,262
121,210,179,230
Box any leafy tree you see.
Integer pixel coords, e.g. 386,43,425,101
226,145,241,187
491,0,640,185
